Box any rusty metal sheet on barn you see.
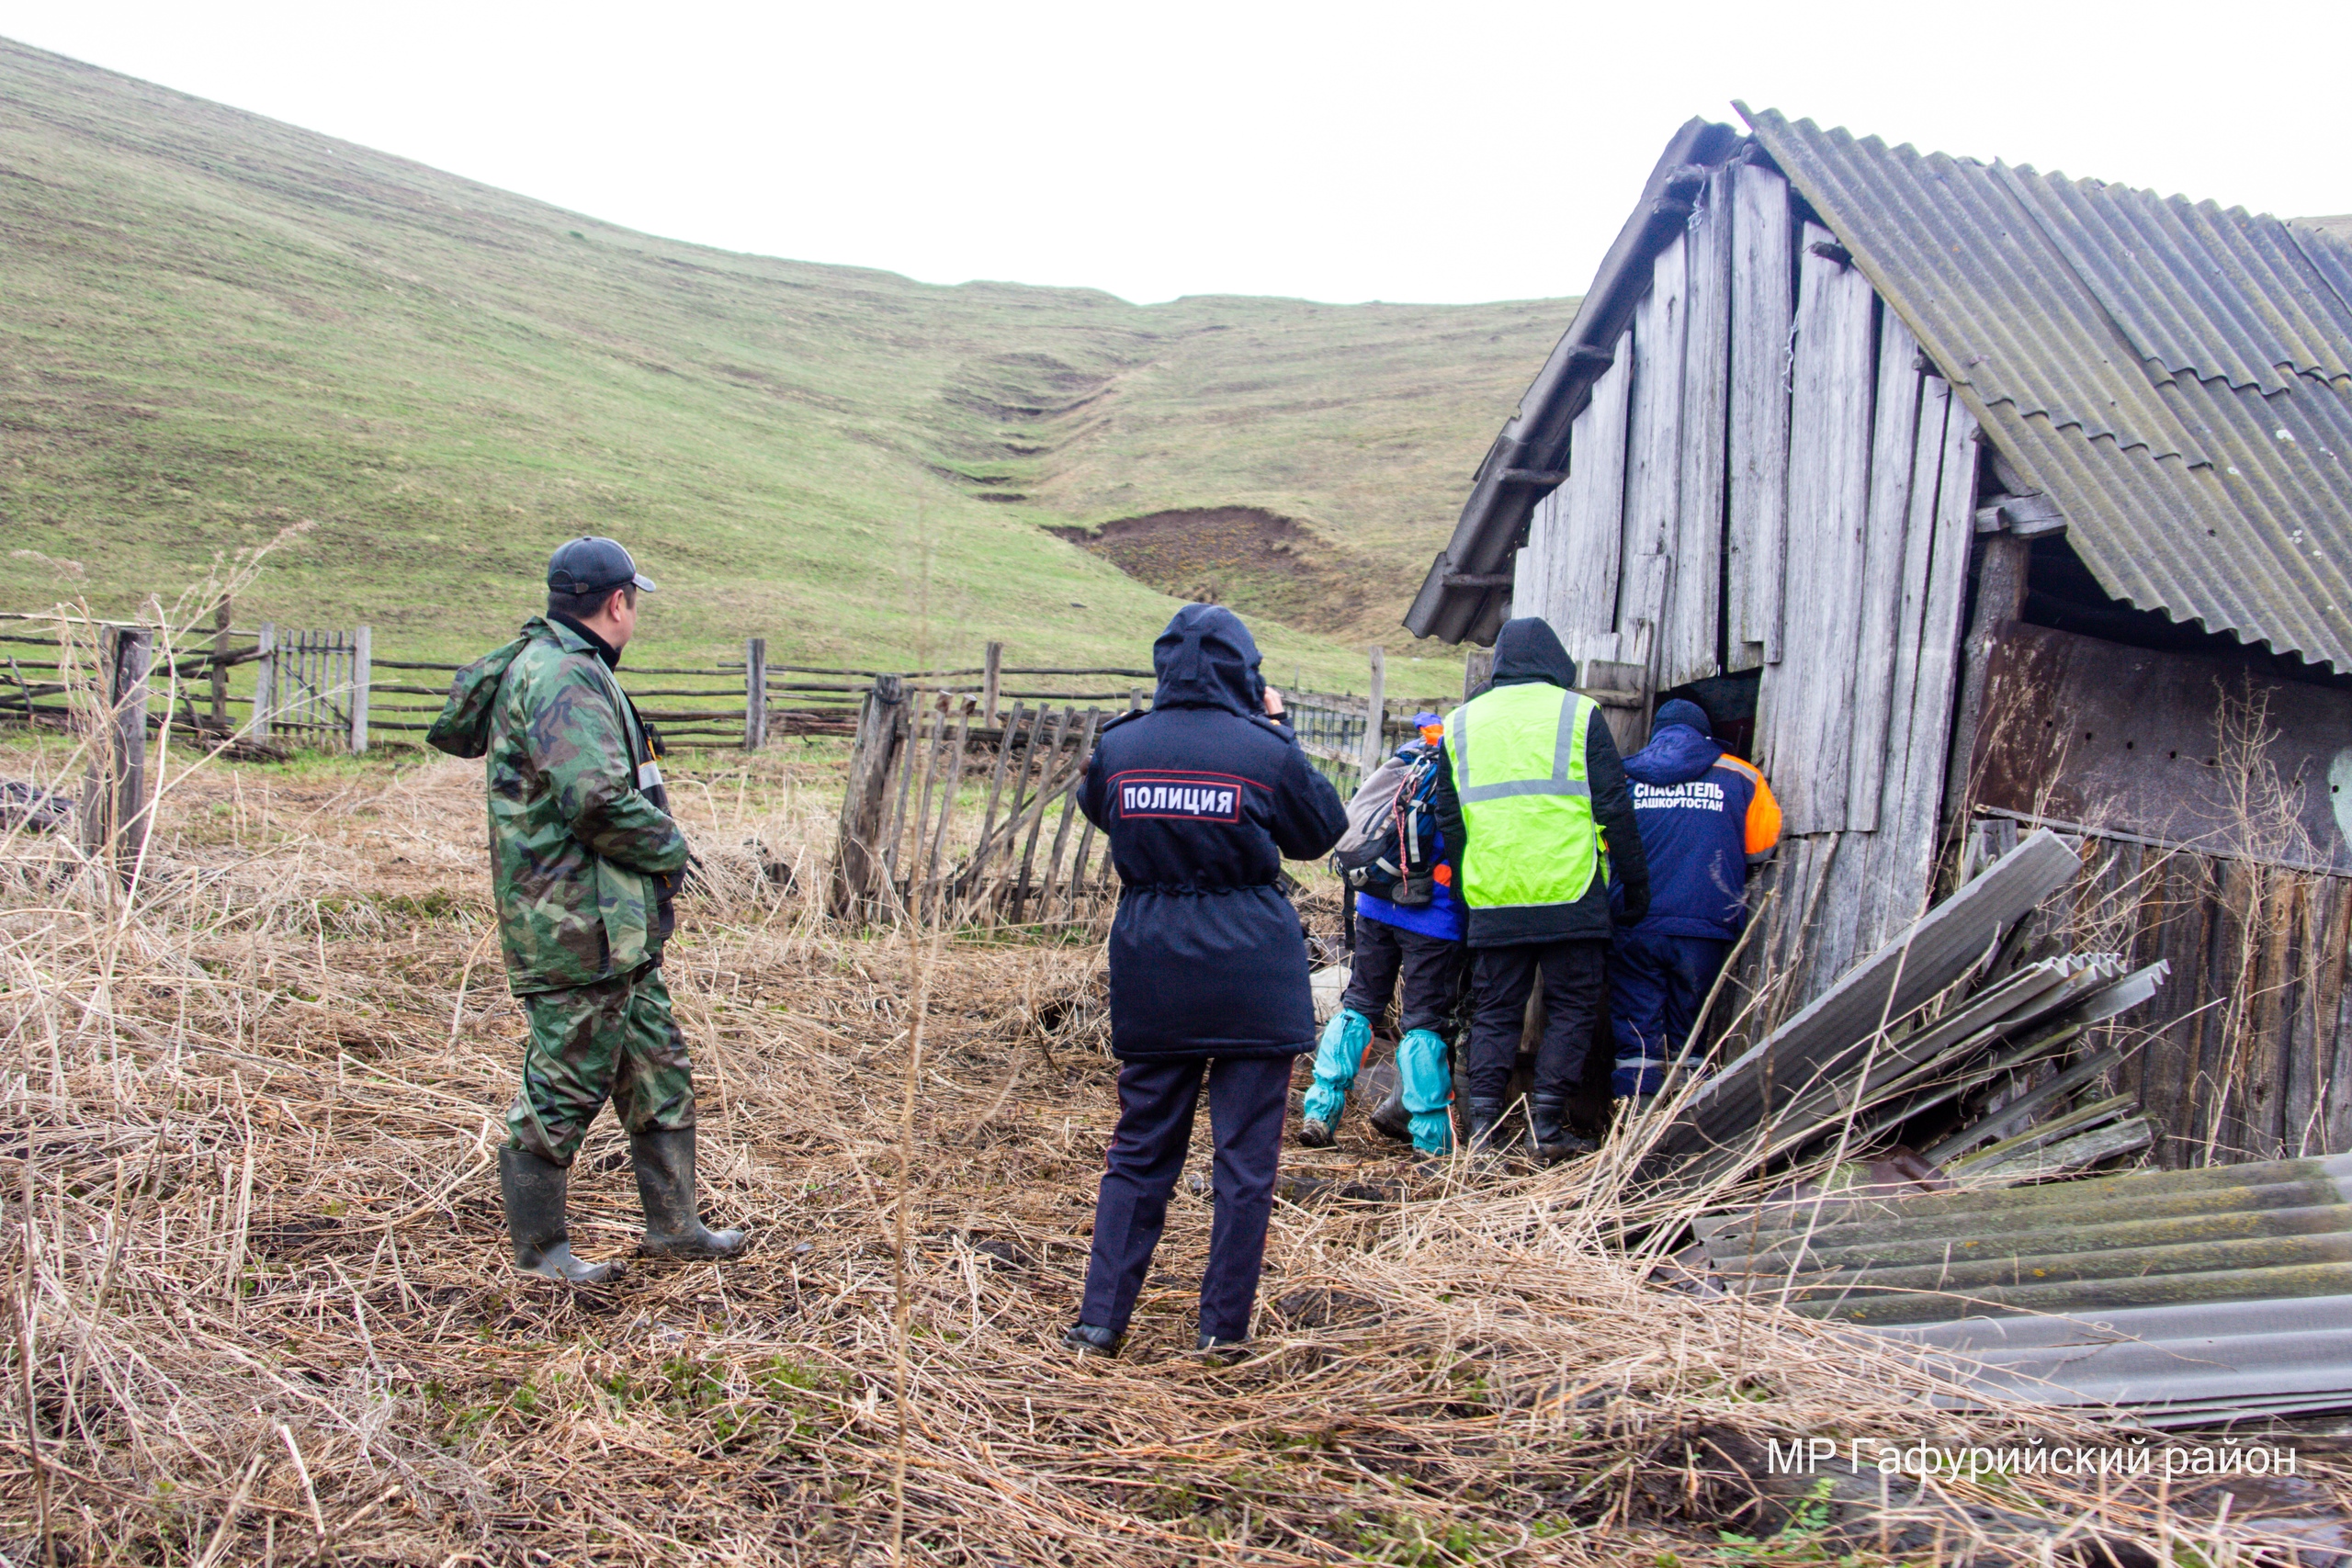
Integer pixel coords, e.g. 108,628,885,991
1970,622,2352,874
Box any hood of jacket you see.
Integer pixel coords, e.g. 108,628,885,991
1489,617,1578,690
425,617,612,759
1624,720,1724,786
1151,604,1265,716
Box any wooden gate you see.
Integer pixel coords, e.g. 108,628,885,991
254,625,371,752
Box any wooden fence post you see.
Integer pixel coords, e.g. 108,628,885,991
209,596,231,731
350,625,371,753
981,641,1003,728
1361,645,1387,773
78,626,151,879
831,673,906,915
1464,646,1494,702
744,637,767,751
252,623,276,740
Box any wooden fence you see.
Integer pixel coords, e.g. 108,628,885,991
830,654,1165,930
823,644,1487,929
3,613,880,753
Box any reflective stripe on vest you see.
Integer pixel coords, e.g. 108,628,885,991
1447,683,1600,910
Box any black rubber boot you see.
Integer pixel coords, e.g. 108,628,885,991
1365,1071,1413,1144
499,1145,626,1285
629,1128,749,1260
1528,1093,1598,1164
1295,1116,1335,1148
1464,1097,1506,1152
1063,1323,1121,1358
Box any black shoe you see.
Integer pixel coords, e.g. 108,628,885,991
1464,1097,1506,1152
1296,1116,1335,1148
1528,1094,1597,1164
1365,1075,1413,1143
1062,1323,1121,1358
499,1146,626,1285
630,1128,749,1260
1196,1332,1250,1360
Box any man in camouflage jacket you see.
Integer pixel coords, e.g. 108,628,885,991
433,536,746,1283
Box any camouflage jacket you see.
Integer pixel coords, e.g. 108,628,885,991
440,616,688,994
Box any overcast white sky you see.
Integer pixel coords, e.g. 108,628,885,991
5,1,2346,306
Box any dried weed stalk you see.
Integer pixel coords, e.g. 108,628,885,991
0,682,2338,1562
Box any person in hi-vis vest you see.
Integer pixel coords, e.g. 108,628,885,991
1429,618,1649,1160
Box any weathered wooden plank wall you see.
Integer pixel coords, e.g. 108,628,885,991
1846,309,1925,835
1618,230,1688,680
1516,171,1981,1017
1504,145,2351,1164
1515,328,1633,671
1758,227,1877,836
1726,158,1792,671
1558,328,1633,660
1664,164,1734,690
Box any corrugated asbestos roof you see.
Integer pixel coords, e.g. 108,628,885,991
1745,108,2352,673
1699,1153,2352,1427
1409,113,2352,671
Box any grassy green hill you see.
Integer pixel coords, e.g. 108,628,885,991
0,39,1571,692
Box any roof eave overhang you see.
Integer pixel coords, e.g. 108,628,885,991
1404,116,1744,645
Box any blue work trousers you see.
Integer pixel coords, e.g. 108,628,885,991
1079,1054,1291,1342
1609,930,1733,1096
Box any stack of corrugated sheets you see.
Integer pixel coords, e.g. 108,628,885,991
1651,829,2167,1181
1697,1153,2352,1427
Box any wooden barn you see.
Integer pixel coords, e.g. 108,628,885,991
1405,109,2352,1168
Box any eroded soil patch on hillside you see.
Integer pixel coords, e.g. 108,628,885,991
1051,505,1372,635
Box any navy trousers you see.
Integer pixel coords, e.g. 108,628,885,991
1609,930,1733,1096
1079,1054,1292,1342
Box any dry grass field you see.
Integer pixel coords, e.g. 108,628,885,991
3,722,2346,1565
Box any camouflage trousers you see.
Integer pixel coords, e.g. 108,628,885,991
505,960,696,1166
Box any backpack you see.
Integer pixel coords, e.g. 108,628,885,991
1330,743,1443,905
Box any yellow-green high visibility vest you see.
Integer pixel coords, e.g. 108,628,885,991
1446,682,1600,910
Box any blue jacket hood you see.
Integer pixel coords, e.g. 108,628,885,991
1151,604,1265,716
1624,722,1724,786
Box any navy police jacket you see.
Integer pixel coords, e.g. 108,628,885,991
1078,605,1350,1060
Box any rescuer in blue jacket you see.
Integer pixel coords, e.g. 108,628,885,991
1610,699,1782,1100
1061,604,1350,1359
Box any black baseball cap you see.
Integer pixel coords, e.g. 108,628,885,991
547,536,657,594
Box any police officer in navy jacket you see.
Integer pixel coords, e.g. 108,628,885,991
1062,604,1350,1357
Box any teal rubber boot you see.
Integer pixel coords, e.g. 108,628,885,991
1396,1029,1455,1155
1299,1008,1372,1146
